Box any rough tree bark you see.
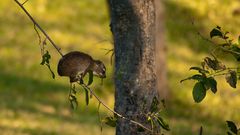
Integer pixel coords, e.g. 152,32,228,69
108,0,164,134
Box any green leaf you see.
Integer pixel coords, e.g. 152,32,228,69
210,27,223,38
150,96,160,113
40,51,55,79
83,87,89,105
230,45,240,61
40,51,51,65
156,116,170,131
180,74,205,83
102,116,117,127
190,74,205,81
226,121,238,134
190,67,209,74
225,70,237,88
192,82,207,103
205,77,217,93
87,71,93,86
69,94,78,110
149,117,154,131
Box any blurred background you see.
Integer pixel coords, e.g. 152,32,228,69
0,0,240,134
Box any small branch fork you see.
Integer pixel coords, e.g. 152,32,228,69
80,83,154,134
14,0,64,57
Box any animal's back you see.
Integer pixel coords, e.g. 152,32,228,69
57,51,93,77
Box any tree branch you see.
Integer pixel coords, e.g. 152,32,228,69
14,0,64,57
80,83,154,134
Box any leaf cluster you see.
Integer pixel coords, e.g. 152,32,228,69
101,97,170,134
210,26,240,61
40,51,55,79
137,97,170,134
68,71,94,110
226,121,240,135
181,26,240,103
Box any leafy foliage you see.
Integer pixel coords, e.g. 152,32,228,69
192,82,206,103
230,45,240,61
40,51,55,79
83,86,89,105
190,67,209,74
40,51,50,65
69,84,78,110
226,121,239,135
181,67,218,102
210,26,223,38
146,97,170,132
182,26,240,103
102,96,170,134
156,116,170,131
102,116,117,127
150,96,160,113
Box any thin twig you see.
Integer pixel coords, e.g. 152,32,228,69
199,126,203,135
207,67,238,77
80,83,154,134
197,31,240,56
14,0,64,57
34,24,41,45
21,0,29,5
97,102,103,132
220,46,240,55
191,19,240,57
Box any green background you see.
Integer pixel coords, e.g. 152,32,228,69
0,0,239,134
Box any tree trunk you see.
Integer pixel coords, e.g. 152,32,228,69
108,0,160,134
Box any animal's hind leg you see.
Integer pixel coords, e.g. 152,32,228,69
76,70,87,84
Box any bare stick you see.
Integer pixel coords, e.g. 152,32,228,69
80,83,154,133
22,0,29,5
14,0,64,57
197,31,240,56
34,24,42,45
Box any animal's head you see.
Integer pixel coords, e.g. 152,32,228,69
92,60,106,78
